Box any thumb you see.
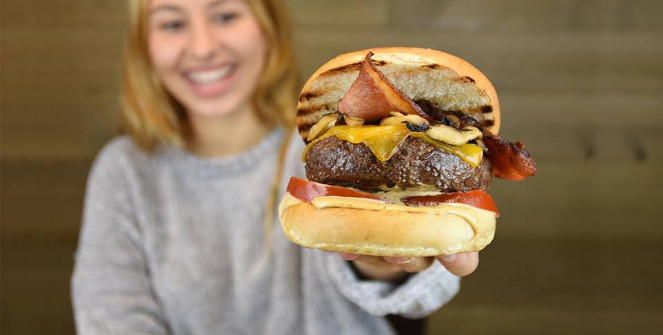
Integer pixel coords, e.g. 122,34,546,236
436,252,479,277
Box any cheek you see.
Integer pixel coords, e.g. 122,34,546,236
148,34,183,73
232,20,268,74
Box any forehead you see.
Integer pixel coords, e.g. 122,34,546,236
148,0,244,10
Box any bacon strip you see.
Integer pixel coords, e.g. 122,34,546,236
483,133,537,181
338,52,432,123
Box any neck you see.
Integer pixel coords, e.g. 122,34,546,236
187,104,272,157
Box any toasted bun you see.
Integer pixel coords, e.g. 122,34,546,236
279,194,496,257
297,47,500,141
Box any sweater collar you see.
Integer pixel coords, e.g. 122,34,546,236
165,128,284,178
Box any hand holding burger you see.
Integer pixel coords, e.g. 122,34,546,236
279,47,537,278
339,251,480,280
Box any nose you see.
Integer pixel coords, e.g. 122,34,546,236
188,19,216,60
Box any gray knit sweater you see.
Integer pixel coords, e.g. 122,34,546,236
71,129,460,335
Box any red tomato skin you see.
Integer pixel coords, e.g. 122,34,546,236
286,177,382,203
402,190,499,214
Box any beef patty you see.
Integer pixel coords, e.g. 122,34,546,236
305,136,493,192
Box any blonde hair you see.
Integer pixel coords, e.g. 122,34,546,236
122,0,299,151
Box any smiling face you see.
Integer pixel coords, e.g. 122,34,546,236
148,0,267,119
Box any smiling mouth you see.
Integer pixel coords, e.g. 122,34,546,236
185,65,235,85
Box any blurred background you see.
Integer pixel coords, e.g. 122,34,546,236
2,0,662,334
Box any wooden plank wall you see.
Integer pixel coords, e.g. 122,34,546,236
2,0,662,334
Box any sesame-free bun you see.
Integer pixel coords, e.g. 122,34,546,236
278,194,497,257
296,47,500,141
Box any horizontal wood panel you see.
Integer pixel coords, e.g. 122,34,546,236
491,160,663,239
1,27,123,158
293,30,663,95
5,0,662,33
1,0,126,29
387,0,663,33
287,0,388,27
498,93,663,131
2,192,84,237
1,29,124,72
507,128,663,161
640,131,663,160
1,242,76,335
430,307,663,335
428,237,663,334
454,238,663,310
0,99,121,159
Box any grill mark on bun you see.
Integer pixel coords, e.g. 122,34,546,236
481,105,493,113
455,76,476,84
298,105,334,116
297,108,320,117
322,62,362,75
423,64,442,69
299,92,320,102
483,119,495,127
322,59,388,76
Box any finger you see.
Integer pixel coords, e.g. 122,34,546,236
437,252,479,277
383,256,434,273
354,255,396,268
338,252,361,261
339,253,395,268
350,255,407,281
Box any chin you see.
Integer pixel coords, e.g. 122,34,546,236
180,95,247,120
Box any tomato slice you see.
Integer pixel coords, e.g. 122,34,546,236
402,190,499,214
287,177,497,214
286,177,383,203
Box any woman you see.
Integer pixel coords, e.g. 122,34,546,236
71,0,480,334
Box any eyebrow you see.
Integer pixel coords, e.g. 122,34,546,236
149,5,183,16
149,0,235,16
208,0,235,9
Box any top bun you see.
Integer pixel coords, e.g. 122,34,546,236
296,47,500,140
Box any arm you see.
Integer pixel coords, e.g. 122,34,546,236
323,251,462,319
71,143,169,334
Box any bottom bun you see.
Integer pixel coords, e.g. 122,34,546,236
278,193,497,257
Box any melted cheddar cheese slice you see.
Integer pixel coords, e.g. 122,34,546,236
303,123,483,166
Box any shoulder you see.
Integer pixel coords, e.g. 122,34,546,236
94,136,145,164
88,136,155,184
93,135,165,169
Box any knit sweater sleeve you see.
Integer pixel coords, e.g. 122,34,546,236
71,139,170,334
323,252,460,319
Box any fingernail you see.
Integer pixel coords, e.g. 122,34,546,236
385,256,414,265
339,252,360,261
440,254,458,263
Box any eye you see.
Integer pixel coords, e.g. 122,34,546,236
160,20,187,32
213,12,239,25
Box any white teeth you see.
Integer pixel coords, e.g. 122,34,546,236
187,66,233,84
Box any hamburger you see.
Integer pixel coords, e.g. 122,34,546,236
278,47,537,257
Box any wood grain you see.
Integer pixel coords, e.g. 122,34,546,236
1,0,662,334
